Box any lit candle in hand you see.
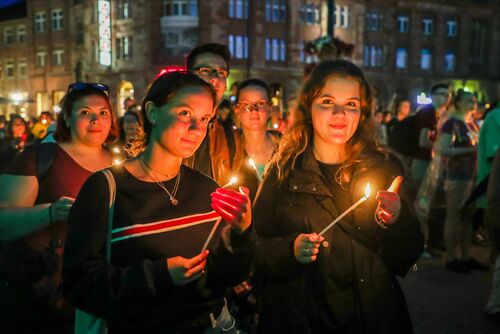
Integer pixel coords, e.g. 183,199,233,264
222,176,238,188
318,183,371,236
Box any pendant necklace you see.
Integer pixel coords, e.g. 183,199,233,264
139,159,181,205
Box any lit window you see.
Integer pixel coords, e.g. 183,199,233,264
18,61,27,77
229,0,248,19
53,49,64,66
35,12,46,33
396,47,408,68
422,18,433,36
366,13,383,31
334,5,349,28
447,20,457,37
116,36,132,60
364,45,383,67
420,49,432,70
266,0,285,22
397,15,409,33
228,34,249,59
4,27,13,44
444,52,456,72
265,38,271,60
265,38,285,62
52,9,63,31
36,52,47,67
17,25,26,43
117,0,131,19
164,0,196,16
6,61,14,78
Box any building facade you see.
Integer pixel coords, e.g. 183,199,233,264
0,0,499,118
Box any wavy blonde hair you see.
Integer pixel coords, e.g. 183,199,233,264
269,60,380,184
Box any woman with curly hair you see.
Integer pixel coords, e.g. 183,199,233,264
253,60,423,333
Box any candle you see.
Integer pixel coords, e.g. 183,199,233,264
318,183,371,236
248,158,257,171
201,216,223,252
222,176,238,188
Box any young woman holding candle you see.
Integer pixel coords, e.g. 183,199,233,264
63,71,256,333
233,79,280,201
253,60,423,333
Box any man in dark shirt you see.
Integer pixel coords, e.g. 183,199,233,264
185,43,243,186
411,84,451,185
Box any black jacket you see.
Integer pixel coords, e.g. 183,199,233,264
253,148,423,334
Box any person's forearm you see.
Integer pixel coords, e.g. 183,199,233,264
0,204,51,241
437,146,476,157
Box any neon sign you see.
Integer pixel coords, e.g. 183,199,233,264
98,0,111,66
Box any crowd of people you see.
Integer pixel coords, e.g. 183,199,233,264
0,41,498,333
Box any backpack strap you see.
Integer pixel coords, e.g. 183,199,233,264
35,143,57,181
101,169,116,262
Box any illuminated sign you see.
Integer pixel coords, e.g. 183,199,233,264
98,0,111,66
417,92,432,105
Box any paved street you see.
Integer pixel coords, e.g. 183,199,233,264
401,244,499,334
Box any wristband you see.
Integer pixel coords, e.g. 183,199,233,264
374,211,388,229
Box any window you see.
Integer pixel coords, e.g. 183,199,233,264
116,36,132,60
164,0,197,16
18,61,27,77
299,3,320,24
229,0,248,19
334,5,349,28
52,9,63,31
265,0,285,22
265,37,286,62
228,34,249,59
4,27,13,44
35,12,46,33
6,61,14,78
395,47,408,68
53,50,64,66
366,12,383,31
36,51,47,67
17,25,26,42
444,52,456,72
420,49,432,70
364,45,383,67
447,20,457,37
117,0,131,19
299,42,316,63
422,18,433,36
397,15,409,33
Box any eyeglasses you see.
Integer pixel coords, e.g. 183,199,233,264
67,82,110,95
193,66,229,79
235,101,272,113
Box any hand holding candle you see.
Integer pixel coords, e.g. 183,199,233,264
375,176,403,226
211,187,251,234
294,233,325,264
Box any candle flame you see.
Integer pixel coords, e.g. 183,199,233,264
364,183,371,198
230,176,238,185
248,158,257,170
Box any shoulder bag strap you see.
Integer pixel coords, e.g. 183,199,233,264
101,169,116,263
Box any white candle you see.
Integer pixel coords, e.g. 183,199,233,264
201,217,222,252
318,183,371,237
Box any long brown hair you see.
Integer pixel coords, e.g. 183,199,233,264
270,60,380,184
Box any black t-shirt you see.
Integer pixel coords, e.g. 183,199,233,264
414,104,437,161
317,162,356,330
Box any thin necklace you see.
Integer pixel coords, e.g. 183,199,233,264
139,159,181,205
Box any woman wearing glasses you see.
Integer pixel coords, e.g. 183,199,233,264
63,71,256,333
253,60,423,333
0,83,116,333
233,79,280,201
